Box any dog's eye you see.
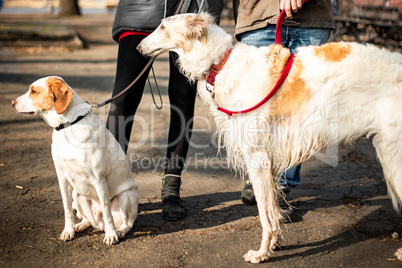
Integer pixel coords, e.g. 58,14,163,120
30,89,37,94
160,25,165,30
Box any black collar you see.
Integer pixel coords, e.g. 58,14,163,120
55,111,90,131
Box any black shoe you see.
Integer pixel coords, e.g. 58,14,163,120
241,180,256,205
241,180,293,221
161,175,185,221
278,186,293,222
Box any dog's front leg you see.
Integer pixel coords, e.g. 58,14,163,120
243,154,282,263
58,176,75,241
93,180,119,245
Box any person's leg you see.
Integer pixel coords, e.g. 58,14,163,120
285,26,331,54
161,52,197,220
240,25,301,208
165,53,197,175
279,165,301,187
106,35,152,153
240,26,331,192
240,25,276,48
279,27,331,187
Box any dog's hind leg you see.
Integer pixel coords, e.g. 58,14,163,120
114,189,139,239
242,152,282,263
72,191,94,232
372,131,402,212
74,218,92,233
372,125,402,260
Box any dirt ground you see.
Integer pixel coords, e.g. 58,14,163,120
0,13,402,268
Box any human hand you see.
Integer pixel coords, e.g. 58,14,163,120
280,0,304,19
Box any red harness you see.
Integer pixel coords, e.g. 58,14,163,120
205,4,305,116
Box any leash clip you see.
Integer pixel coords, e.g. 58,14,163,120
213,98,219,109
206,82,214,93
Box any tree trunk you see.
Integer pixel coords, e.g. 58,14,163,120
59,0,81,16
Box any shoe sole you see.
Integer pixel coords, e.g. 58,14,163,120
162,213,185,221
241,196,257,205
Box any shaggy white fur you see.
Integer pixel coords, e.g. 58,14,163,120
138,13,402,263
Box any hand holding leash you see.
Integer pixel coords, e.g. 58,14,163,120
280,0,304,19
276,0,309,44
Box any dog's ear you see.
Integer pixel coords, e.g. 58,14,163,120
183,13,213,44
197,12,215,25
47,77,74,114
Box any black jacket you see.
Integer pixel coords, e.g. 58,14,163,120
112,0,224,42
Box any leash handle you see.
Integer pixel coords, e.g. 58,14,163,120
275,0,310,45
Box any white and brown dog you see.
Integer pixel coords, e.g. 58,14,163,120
12,76,138,245
138,13,402,263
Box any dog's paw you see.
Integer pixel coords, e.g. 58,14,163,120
243,250,269,263
60,229,75,241
116,229,125,239
74,221,91,233
103,231,119,245
395,248,402,261
116,225,131,239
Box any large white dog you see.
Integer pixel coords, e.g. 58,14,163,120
12,76,139,245
138,13,402,263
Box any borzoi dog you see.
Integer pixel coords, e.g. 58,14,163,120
137,13,402,263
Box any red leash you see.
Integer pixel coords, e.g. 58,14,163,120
275,7,287,45
216,54,295,116
276,0,310,45
207,0,309,116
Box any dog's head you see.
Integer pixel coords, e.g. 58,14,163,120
137,12,215,56
11,76,74,116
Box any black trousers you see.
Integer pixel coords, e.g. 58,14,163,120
106,35,197,175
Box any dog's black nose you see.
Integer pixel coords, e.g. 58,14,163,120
11,99,16,107
136,44,142,53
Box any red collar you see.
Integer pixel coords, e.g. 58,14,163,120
205,48,233,93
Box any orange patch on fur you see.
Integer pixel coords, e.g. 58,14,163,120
267,46,311,117
314,43,352,62
30,84,54,112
